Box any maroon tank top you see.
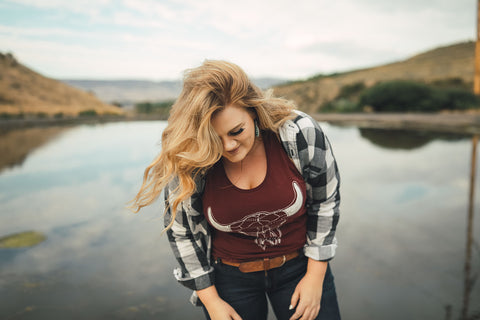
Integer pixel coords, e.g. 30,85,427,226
202,131,307,262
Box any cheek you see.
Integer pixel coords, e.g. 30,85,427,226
243,132,256,150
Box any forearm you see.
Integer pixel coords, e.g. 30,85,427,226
197,285,222,307
306,258,328,283
197,285,242,320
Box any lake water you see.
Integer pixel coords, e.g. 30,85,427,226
0,121,479,320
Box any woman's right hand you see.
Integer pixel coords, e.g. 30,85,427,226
205,298,242,320
197,285,242,320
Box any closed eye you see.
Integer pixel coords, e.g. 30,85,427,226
229,128,244,136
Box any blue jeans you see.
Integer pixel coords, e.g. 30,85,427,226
202,254,340,320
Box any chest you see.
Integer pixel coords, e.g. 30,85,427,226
223,152,267,190
203,131,306,224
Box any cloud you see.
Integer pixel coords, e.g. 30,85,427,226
354,0,472,14
5,0,112,18
0,0,475,79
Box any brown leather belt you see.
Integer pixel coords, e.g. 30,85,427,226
215,251,300,273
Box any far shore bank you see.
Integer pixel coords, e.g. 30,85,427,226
1,112,480,135
0,114,167,133
313,112,480,135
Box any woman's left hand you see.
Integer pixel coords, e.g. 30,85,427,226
289,259,328,320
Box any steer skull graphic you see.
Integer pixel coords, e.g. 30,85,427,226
207,181,303,250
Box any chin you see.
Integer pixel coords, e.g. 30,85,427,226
224,156,242,163
224,152,246,163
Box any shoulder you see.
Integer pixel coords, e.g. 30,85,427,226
278,110,328,172
280,110,323,134
279,110,327,147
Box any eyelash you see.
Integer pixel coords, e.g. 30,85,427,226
229,128,244,136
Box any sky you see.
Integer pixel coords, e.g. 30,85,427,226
0,0,476,81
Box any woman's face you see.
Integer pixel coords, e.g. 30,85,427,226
211,104,257,164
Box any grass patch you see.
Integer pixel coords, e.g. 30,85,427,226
0,231,46,248
135,100,173,117
78,109,98,117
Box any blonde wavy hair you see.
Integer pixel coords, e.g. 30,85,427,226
130,60,295,227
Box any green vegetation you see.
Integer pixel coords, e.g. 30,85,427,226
337,82,366,99
78,109,98,117
53,112,64,119
320,79,480,113
111,101,124,108
101,112,124,117
274,42,475,114
359,80,479,112
321,82,366,113
135,100,173,117
431,77,471,90
322,98,360,113
0,231,46,248
0,112,24,119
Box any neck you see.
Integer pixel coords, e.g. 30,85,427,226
223,135,264,170
221,135,268,189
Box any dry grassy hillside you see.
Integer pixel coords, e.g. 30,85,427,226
274,41,475,113
0,53,123,116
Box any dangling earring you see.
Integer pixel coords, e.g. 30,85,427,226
254,119,260,137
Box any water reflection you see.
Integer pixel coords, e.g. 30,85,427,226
0,126,69,172
462,135,478,320
0,121,478,320
320,123,479,320
0,121,201,319
359,128,469,150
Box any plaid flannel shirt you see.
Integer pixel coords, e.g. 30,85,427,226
164,110,341,305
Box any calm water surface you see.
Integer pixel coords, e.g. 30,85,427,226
0,121,479,320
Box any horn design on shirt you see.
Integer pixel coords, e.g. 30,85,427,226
207,181,304,250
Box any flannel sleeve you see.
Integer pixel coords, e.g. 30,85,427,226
295,114,341,261
164,178,215,291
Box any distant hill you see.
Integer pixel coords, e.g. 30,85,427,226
0,53,122,116
62,78,287,105
273,41,475,113
61,79,181,106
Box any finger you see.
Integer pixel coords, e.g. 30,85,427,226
313,305,320,319
229,306,243,320
304,304,320,320
303,307,315,320
290,290,300,310
231,312,243,320
289,303,305,320
289,311,300,320
297,307,310,320
297,300,320,320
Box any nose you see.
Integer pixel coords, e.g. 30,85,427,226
222,138,237,151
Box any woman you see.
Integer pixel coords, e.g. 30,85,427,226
131,60,341,320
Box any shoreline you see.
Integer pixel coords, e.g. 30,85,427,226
0,114,167,133
313,113,480,135
1,113,480,135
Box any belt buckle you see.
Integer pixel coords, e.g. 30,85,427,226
263,255,287,275
278,255,287,267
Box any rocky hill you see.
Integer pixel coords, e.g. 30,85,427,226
274,41,475,113
0,53,122,116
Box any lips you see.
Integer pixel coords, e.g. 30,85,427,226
228,146,240,155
